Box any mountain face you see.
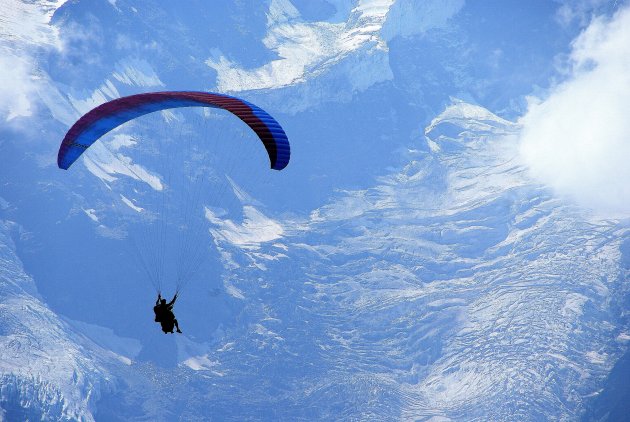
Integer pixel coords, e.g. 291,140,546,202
0,220,117,421
0,0,628,421
200,101,629,420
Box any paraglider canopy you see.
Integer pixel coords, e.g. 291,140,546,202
56,91,291,295
57,91,290,171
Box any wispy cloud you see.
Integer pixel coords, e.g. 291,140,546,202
554,0,616,26
0,0,65,121
0,53,35,121
519,5,630,217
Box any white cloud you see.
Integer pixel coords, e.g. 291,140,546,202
0,0,65,121
0,53,35,120
554,0,613,26
519,5,630,217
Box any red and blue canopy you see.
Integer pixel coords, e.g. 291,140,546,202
57,91,290,170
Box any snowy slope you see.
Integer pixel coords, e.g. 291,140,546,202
200,100,628,420
0,219,121,421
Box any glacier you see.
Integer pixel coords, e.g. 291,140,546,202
0,0,629,420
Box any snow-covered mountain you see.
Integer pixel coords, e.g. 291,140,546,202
201,100,628,420
0,0,628,420
0,220,117,421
